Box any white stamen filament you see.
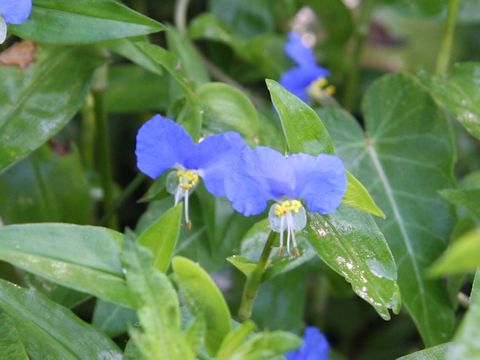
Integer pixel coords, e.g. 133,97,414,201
184,189,191,229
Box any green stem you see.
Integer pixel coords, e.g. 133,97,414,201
436,0,460,76
100,173,147,226
81,94,95,171
174,0,190,35
343,0,375,111
92,65,117,229
238,231,278,321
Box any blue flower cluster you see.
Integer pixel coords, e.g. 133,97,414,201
136,115,347,255
136,114,346,255
0,0,32,44
280,32,333,104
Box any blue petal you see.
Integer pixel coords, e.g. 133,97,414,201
279,65,330,103
189,131,247,197
136,114,195,179
225,149,271,216
285,327,329,360
285,32,316,67
289,153,346,214
225,147,295,216
0,0,32,24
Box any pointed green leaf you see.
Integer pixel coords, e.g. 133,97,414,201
323,74,456,345
92,300,137,338
397,343,451,360
122,237,194,360
307,205,401,320
0,279,122,359
172,256,232,355
0,223,133,307
0,45,103,174
138,204,183,272
11,0,164,44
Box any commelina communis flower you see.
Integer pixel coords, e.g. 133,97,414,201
285,326,330,360
225,146,346,256
279,32,334,104
136,114,246,228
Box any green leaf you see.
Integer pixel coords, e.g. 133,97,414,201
0,223,133,307
103,37,164,75
167,27,209,85
397,343,451,360
323,73,456,345
137,204,183,272
197,82,259,141
266,79,334,154
0,310,28,360
122,237,193,360
0,45,102,174
216,321,257,360
0,279,122,359
343,171,386,218
421,62,480,140
0,145,93,224
429,229,480,276
92,300,137,338
446,270,480,359
266,80,384,217
185,315,206,356
12,0,164,44
172,256,232,355
306,205,401,320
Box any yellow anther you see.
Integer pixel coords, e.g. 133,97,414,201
325,85,335,96
177,169,199,191
275,199,302,217
308,77,335,100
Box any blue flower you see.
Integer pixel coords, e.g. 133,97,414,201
279,32,331,103
285,327,330,360
0,0,32,43
136,114,246,227
225,147,346,255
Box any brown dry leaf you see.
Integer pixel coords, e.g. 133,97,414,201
0,40,37,69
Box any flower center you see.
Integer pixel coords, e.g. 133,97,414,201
268,199,307,257
166,169,200,230
307,77,335,101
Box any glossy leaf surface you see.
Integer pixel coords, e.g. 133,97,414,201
0,45,102,174
323,74,456,345
0,223,132,307
11,0,164,44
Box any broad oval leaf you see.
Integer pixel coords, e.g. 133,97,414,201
306,205,401,320
0,223,133,307
0,45,103,174
138,203,183,272
172,256,232,356
0,279,122,359
323,74,456,345
11,0,164,44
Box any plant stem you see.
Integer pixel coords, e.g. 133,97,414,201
436,0,460,76
174,0,190,35
343,0,375,111
238,231,277,321
92,65,117,229
100,173,147,226
81,94,95,171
